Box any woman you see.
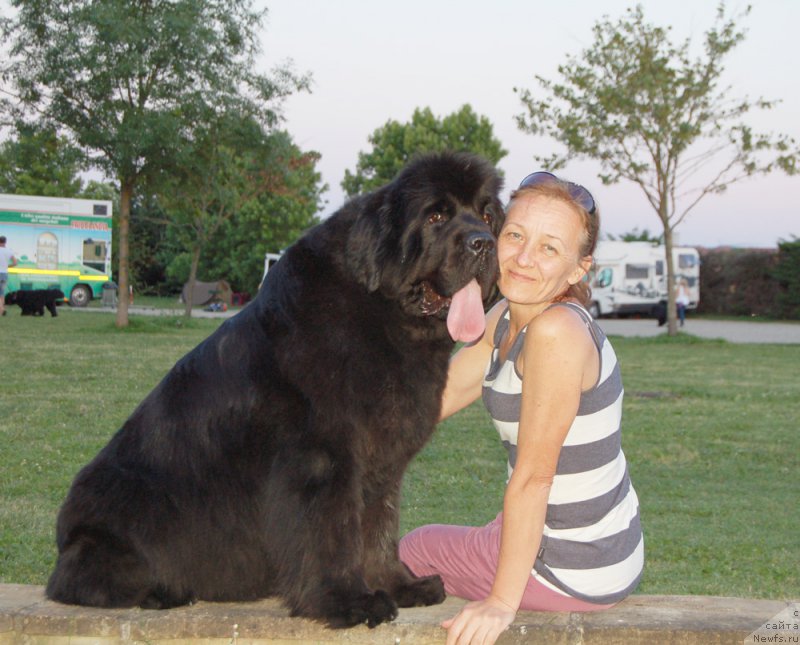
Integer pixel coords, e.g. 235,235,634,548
399,172,643,645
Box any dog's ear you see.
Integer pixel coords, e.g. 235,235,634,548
346,194,393,293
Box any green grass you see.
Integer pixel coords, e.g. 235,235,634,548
0,309,797,601
85,293,246,312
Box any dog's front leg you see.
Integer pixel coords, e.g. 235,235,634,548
361,480,446,608
264,442,399,628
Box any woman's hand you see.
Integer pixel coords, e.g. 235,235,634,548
442,596,516,645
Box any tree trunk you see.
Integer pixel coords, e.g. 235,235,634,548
115,179,134,328
184,243,202,318
663,225,678,336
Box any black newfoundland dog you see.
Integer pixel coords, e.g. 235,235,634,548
47,152,504,628
6,288,65,316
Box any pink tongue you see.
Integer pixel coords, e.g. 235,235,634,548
447,279,486,343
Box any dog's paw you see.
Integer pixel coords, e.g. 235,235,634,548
328,589,398,629
392,574,446,608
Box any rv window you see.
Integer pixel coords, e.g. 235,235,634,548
593,267,613,288
678,254,697,269
655,260,664,276
625,264,649,279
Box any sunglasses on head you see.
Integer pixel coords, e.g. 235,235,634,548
518,171,596,215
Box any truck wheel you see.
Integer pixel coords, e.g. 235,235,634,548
69,284,92,307
588,301,601,319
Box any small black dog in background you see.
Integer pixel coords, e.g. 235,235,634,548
6,289,65,316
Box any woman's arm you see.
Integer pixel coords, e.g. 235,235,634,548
439,299,506,421
443,306,595,645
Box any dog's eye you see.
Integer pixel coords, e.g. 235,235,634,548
482,212,493,226
427,212,445,225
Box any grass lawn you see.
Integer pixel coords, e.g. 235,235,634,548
1,308,797,601
86,293,247,313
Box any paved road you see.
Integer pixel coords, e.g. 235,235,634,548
74,305,236,320
597,317,800,344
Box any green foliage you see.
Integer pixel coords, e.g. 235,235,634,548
198,177,323,295
771,237,800,319
0,123,85,196
342,104,508,197
607,227,662,243
128,195,175,295
155,127,324,296
2,0,308,181
154,113,280,308
80,180,117,203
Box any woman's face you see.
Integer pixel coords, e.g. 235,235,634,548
497,193,591,307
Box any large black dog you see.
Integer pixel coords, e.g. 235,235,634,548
6,289,65,316
47,152,504,628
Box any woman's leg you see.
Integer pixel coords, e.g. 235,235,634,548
399,515,614,612
399,520,500,603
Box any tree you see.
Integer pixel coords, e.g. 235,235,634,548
0,123,85,196
197,130,324,296
155,116,322,316
606,227,662,243
128,194,173,296
1,0,308,326
155,113,263,317
515,3,799,335
342,104,507,197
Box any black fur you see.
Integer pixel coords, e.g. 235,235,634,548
5,289,65,316
46,152,504,628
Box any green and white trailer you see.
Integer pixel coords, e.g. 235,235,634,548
0,193,113,306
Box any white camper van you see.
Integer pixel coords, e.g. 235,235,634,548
588,241,700,318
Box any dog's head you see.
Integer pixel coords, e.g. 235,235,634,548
5,291,19,306
346,151,504,342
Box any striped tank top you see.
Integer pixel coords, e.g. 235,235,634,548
482,301,643,604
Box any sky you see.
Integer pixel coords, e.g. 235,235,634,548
255,0,799,249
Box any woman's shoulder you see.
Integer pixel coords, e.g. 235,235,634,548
526,302,594,348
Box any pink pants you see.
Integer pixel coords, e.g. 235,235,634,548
398,514,615,612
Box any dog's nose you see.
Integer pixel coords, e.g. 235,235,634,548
466,232,495,255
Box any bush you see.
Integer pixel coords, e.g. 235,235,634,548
771,237,800,319
698,247,781,318
697,247,782,317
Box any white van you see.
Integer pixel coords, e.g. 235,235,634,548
589,241,700,318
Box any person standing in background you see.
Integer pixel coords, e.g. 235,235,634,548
676,278,690,327
0,235,19,317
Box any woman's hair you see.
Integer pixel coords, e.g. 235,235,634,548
507,180,601,306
